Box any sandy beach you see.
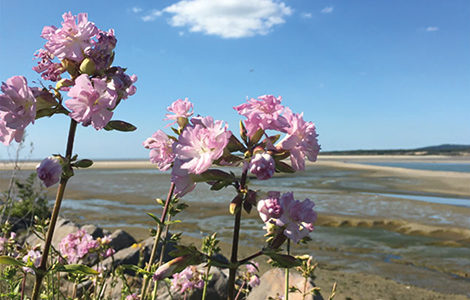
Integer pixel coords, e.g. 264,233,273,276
1,155,469,299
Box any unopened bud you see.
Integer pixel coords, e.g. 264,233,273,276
229,195,243,215
80,58,96,75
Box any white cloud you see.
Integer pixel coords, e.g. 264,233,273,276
301,12,312,19
142,9,163,22
132,7,142,14
425,26,439,32
321,6,334,14
161,0,292,38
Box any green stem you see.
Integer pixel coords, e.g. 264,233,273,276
285,239,290,300
31,119,77,300
201,247,213,300
227,169,248,300
140,182,175,300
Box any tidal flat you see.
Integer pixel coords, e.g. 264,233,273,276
1,155,469,299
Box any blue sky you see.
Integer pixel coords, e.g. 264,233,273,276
0,0,469,160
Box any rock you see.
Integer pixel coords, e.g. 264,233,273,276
81,224,104,239
247,268,323,300
101,235,176,274
108,229,136,252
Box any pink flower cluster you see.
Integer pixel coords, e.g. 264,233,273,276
0,76,36,145
170,266,204,294
59,229,100,264
32,12,137,130
36,156,62,187
257,192,317,243
235,95,320,171
144,99,232,197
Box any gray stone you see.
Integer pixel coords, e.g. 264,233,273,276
108,229,136,252
247,268,323,300
81,224,104,239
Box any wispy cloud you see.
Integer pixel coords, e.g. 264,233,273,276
131,7,142,14
321,6,334,14
141,0,292,38
425,26,439,32
301,12,312,19
142,9,163,22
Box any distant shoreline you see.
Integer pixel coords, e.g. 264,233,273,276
1,154,470,171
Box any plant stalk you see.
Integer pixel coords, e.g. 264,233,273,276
31,119,77,300
227,170,248,300
285,239,290,300
140,182,175,300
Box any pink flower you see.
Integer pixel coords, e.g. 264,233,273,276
257,191,283,223
170,266,204,294
0,112,24,145
246,261,259,274
104,248,115,258
65,74,117,130
32,49,64,82
277,108,320,171
248,275,260,288
36,157,62,187
164,98,193,127
143,130,175,171
257,192,317,243
22,250,41,274
249,152,275,180
59,229,99,264
126,294,139,300
171,159,196,197
0,237,6,253
85,29,116,71
174,116,231,174
41,12,98,62
234,95,288,137
107,67,137,100
0,76,36,145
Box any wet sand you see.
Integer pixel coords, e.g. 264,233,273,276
1,155,470,299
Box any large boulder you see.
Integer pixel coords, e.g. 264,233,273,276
247,268,323,300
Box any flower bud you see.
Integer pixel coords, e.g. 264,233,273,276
229,195,243,215
36,157,62,187
79,58,96,75
249,152,275,180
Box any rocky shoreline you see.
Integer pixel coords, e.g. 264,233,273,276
15,217,470,299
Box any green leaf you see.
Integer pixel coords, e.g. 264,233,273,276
275,161,296,173
104,120,137,132
249,129,264,145
265,252,302,268
56,264,99,275
0,256,26,267
210,180,230,191
147,213,163,227
73,159,93,168
227,135,246,152
35,108,56,119
164,220,181,226
121,264,153,276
